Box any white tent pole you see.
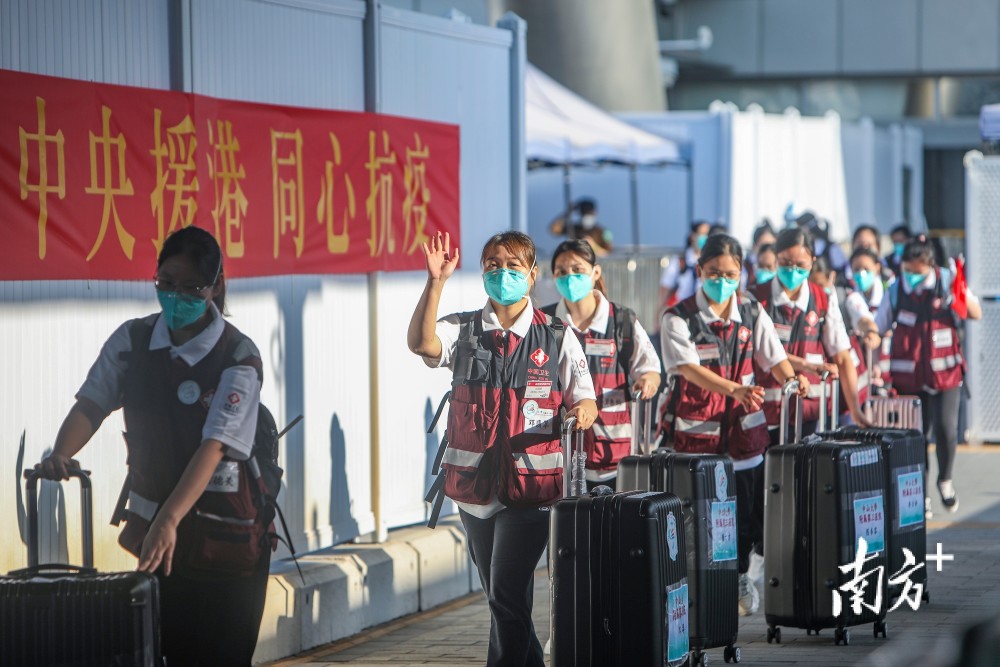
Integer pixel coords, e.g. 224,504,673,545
629,163,640,249
563,163,573,230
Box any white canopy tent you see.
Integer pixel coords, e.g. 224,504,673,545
524,64,688,247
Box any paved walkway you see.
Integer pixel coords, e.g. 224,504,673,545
265,444,1000,666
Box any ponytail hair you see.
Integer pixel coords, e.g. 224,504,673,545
551,239,607,295
902,234,937,267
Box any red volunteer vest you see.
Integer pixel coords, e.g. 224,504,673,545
753,279,829,425
666,294,770,460
119,314,268,576
541,302,633,474
442,308,566,509
888,270,965,393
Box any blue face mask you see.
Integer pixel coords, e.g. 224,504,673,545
777,266,810,292
755,268,776,284
702,277,740,304
483,268,531,306
893,242,906,260
555,273,593,303
902,270,928,291
695,234,708,251
854,269,875,294
157,291,209,330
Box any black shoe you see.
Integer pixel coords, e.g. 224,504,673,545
938,480,959,513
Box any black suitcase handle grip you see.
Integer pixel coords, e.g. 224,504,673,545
8,562,97,577
23,467,94,570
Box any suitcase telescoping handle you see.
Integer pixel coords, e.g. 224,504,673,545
816,370,840,432
864,344,874,420
630,389,654,456
779,377,804,446
23,467,94,570
561,417,587,498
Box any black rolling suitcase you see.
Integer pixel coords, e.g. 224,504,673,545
617,451,741,665
551,420,690,667
0,468,162,667
821,426,929,605
764,386,889,646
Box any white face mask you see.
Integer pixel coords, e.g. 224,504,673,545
580,213,597,230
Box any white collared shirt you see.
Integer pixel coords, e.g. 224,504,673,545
660,247,701,301
553,291,661,381
76,304,262,460
660,289,788,377
425,298,597,519
770,279,851,357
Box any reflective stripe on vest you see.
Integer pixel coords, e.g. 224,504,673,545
592,420,633,441
441,447,485,469
674,416,722,436
890,359,916,374
930,354,962,372
127,491,158,522
513,451,564,473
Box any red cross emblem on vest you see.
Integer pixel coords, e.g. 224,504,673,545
738,326,751,343
805,311,819,327
530,348,549,367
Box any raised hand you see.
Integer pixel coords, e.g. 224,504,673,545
422,232,460,282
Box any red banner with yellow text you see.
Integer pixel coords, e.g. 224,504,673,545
0,69,460,280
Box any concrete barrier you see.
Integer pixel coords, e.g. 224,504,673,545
253,516,478,664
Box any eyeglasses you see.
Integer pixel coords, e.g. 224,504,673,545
702,270,740,281
153,277,212,297
777,260,813,270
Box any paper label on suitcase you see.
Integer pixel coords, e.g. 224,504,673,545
710,500,738,562
667,583,690,662
666,511,680,561
853,494,885,555
897,470,925,529
714,461,729,501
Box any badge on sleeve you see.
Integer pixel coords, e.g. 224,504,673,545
177,380,201,405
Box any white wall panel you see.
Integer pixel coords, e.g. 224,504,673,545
0,0,171,86
189,0,365,109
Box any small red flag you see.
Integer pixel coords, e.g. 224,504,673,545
952,256,968,319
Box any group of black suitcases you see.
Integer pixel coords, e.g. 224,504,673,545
549,380,933,665
0,468,162,666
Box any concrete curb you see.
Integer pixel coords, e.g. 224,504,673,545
252,516,477,665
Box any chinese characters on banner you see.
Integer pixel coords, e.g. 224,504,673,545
1,68,460,280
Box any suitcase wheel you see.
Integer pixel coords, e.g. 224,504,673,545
834,627,851,646
766,626,781,644
805,628,821,636
874,620,888,639
723,644,741,663
691,650,709,666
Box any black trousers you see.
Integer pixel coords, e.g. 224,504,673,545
920,387,962,481
735,463,764,574
157,553,271,667
460,507,550,667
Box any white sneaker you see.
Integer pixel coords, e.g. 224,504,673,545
747,551,765,586
738,573,760,616
925,497,934,520
544,637,551,656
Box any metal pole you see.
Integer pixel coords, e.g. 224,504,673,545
629,163,641,248
498,12,527,232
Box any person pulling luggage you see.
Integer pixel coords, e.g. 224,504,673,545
659,233,809,617
874,235,981,514
541,239,661,490
408,230,598,667
35,226,271,667
752,227,872,436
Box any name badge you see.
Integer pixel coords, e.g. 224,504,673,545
586,340,616,358
696,344,720,361
524,381,552,399
932,328,954,349
897,310,918,328
774,323,792,343
522,400,555,434
206,461,240,493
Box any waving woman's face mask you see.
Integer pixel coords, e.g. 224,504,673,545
483,268,531,305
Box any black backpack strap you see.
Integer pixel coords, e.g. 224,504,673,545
612,304,636,379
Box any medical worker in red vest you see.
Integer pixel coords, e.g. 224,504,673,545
874,236,981,514
541,239,661,489
36,226,270,666
660,233,809,617
408,231,598,667
752,228,871,436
